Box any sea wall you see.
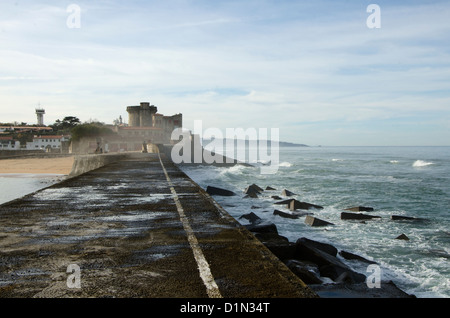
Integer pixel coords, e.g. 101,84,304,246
69,152,152,177
69,141,246,179
69,153,127,177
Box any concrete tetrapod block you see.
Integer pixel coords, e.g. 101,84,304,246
206,186,236,196
341,212,381,220
247,184,264,192
274,199,295,205
239,212,261,224
344,206,374,212
395,233,410,241
289,200,324,211
391,215,427,222
273,209,302,219
281,189,296,197
297,237,338,257
295,237,366,283
304,215,334,227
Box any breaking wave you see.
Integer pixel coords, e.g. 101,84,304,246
413,160,434,167
279,161,293,167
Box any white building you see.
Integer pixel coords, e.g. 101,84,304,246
0,136,20,150
26,135,70,151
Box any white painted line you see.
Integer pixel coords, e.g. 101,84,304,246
158,154,222,298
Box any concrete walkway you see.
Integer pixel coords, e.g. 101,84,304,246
0,153,316,298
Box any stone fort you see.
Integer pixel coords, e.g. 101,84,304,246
71,102,182,154
117,102,182,144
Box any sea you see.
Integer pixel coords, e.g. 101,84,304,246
180,145,450,298
0,146,448,298
0,174,66,206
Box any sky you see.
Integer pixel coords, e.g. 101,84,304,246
0,0,449,146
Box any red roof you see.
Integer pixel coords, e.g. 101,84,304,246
34,135,64,139
0,126,52,130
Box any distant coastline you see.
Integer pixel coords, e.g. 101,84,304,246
202,138,308,148
278,141,309,147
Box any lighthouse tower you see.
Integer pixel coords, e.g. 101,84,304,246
35,107,45,126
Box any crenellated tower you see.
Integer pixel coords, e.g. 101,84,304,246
126,102,158,127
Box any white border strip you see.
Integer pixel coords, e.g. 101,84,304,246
158,154,222,298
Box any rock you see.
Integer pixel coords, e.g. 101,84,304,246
261,239,297,261
339,250,377,264
245,221,278,234
391,215,427,222
238,212,261,224
285,260,323,284
250,184,264,192
206,186,236,196
274,199,295,205
289,199,324,211
395,233,410,241
243,184,262,198
254,232,289,244
295,239,366,283
271,196,283,200
341,212,381,220
333,271,358,284
297,237,337,257
310,281,416,298
319,264,366,284
281,189,296,196
345,206,374,212
244,184,263,196
273,209,301,219
304,215,334,227
265,186,276,190
254,232,295,262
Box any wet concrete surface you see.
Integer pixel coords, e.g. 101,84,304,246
0,153,316,298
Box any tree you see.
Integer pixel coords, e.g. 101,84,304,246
51,116,81,132
61,116,81,128
70,123,116,142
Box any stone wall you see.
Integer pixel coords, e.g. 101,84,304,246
69,152,151,177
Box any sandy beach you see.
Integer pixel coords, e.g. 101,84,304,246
0,156,74,175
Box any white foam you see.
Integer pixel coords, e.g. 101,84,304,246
220,164,250,175
279,161,293,167
413,160,434,167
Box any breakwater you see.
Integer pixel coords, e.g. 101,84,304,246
69,152,139,177
0,152,315,298
204,183,415,298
